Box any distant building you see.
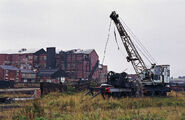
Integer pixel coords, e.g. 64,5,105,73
21,69,36,83
0,65,21,82
0,48,46,70
0,48,107,84
37,68,67,83
178,76,185,79
170,77,185,91
57,49,107,82
0,54,11,65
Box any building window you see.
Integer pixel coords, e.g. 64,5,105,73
44,56,46,60
16,71,19,76
5,70,8,74
23,79,27,83
60,64,65,70
47,79,51,83
67,64,70,69
22,73,25,78
71,64,75,69
84,55,89,60
28,55,33,60
34,56,38,61
16,77,19,82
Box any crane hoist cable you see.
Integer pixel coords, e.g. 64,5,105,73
115,23,153,65
134,43,153,65
101,19,112,65
114,17,153,65
113,27,120,50
120,18,155,64
113,27,128,65
102,19,127,68
120,17,157,64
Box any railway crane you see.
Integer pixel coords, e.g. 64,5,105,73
110,11,171,96
86,11,171,98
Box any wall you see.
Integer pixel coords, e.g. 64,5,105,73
0,68,4,80
38,76,60,84
40,82,63,96
0,52,46,70
0,54,10,65
57,50,106,82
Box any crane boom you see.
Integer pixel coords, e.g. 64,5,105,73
110,11,147,75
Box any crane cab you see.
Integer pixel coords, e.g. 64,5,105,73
140,65,170,86
151,65,170,84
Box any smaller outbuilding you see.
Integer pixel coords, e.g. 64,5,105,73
0,65,20,82
37,68,67,83
21,69,36,83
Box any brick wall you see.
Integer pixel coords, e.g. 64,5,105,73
0,68,21,82
58,50,99,80
0,54,11,65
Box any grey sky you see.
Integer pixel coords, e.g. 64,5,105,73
0,0,185,77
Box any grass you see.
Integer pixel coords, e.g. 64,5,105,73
0,91,185,120
0,92,33,98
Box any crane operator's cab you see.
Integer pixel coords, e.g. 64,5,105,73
140,65,171,96
140,65,170,86
152,65,170,84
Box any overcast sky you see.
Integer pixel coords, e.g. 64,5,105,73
0,0,185,77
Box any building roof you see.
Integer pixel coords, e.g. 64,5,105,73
0,65,19,71
21,69,35,74
65,49,94,54
0,48,46,55
37,69,67,78
33,48,46,55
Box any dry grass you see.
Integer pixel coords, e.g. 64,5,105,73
0,92,33,98
1,91,185,120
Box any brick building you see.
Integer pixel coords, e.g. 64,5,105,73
0,48,107,83
57,49,107,82
0,65,21,82
37,69,67,83
21,69,36,82
0,54,11,65
0,48,46,70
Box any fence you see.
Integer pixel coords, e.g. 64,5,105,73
14,82,40,88
40,82,63,96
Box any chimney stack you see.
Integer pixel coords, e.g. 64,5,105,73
46,47,56,69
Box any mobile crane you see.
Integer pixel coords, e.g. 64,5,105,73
110,11,171,96
86,11,171,98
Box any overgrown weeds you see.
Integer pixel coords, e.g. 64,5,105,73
8,91,185,120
